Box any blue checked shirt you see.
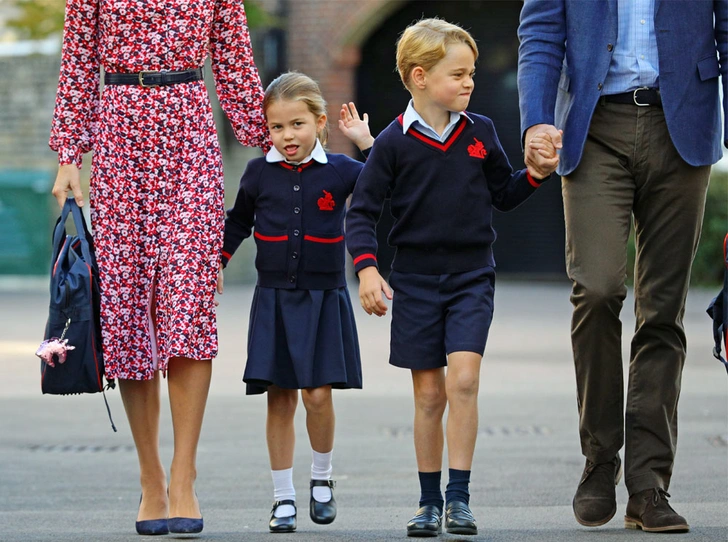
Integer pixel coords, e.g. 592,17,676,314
602,0,660,94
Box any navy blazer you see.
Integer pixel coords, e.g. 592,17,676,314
518,0,727,176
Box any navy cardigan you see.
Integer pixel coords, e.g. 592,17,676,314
346,112,548,275
223,154,364,289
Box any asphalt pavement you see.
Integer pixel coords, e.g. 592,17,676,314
0,281,725,541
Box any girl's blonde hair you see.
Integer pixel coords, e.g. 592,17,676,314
263,72,329,146
396,18,479,90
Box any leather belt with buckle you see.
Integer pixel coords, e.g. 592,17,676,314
602,87,662,107
104,68,204,88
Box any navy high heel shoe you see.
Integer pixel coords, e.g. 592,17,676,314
168,492,203,534
135,494,169,536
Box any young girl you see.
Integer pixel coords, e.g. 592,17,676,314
218,72,374,533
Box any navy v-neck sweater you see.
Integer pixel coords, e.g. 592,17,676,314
346,112,548,275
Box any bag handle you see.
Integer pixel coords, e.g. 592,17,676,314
51,199,94,267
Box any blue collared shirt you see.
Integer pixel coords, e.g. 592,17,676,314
602,0,659,94
266,138,328,165
402,100,473,142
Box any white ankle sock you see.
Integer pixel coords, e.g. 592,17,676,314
311,450,333,503
271,468,296,518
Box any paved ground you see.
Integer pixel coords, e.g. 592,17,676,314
0,281,726,541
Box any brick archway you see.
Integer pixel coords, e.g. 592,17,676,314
285,0,407,153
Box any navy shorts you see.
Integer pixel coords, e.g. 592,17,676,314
388,266,495,370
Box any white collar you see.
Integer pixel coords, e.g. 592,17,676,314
402,99,472,136
266,139,328,165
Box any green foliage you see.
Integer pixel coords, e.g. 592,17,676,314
627,168,728,287
5,0,273,40
691,169,728,286
6,0,66,40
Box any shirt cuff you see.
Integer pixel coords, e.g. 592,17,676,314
57,146,83,169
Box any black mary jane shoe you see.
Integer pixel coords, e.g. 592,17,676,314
309,479,337,524
406,505,442,537
269,499,297,533
445,500,477,535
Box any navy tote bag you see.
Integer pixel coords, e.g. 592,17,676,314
39,199,116,429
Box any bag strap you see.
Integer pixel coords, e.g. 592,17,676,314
52,199,94,266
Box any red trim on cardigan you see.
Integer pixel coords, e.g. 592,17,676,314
254,232,289,242
304,235,344,244
353,253,377,265
222,251,232,261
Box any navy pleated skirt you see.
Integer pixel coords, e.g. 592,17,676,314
243,286,363,395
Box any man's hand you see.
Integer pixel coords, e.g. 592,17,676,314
52,164,84,209
524,124,562,179
357,266,392,317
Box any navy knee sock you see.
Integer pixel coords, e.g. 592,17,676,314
418,471,443,511
445,468,471,505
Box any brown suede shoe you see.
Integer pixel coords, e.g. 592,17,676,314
625,488,689,533
573,455,622,527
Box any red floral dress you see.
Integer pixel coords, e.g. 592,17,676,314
49,0,268,380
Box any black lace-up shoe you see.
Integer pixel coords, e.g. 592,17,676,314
625,488,689,533
445,500,477,535
406,505,442,537
573,454,622,526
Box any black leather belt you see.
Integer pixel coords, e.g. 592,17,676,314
602,87,661,107
104,68,203,88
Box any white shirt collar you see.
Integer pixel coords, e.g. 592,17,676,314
402,100,473,141
266,139,328,165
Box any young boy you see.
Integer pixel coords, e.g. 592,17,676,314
346,18,559,537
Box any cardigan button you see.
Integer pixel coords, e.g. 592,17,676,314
292,252,298,259
294,207,301,214
293,229,300,236
289,275,296,283
293,185,300,191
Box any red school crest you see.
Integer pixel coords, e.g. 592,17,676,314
467,137,487,159
317,190,335,211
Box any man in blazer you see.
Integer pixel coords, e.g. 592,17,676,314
517,0,726,533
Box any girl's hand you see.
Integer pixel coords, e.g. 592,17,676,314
52,164,84,209
338,102,375,151
357,266,392,317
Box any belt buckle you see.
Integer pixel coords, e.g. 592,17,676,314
632,86,651,107
138,70,159,88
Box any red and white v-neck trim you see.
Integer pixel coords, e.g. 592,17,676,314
397,114,469,152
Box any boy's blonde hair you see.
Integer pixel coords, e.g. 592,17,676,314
396,18,478,90
263,72,329,146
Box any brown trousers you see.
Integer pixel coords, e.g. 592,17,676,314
563,100,711,496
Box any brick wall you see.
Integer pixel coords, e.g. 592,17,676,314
284,0,392,154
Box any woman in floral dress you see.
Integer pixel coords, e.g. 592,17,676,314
49,0,268,533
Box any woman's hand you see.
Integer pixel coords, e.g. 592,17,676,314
338,102,375,151
357,266,392,317
52,164,84,209
215,264,224,306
